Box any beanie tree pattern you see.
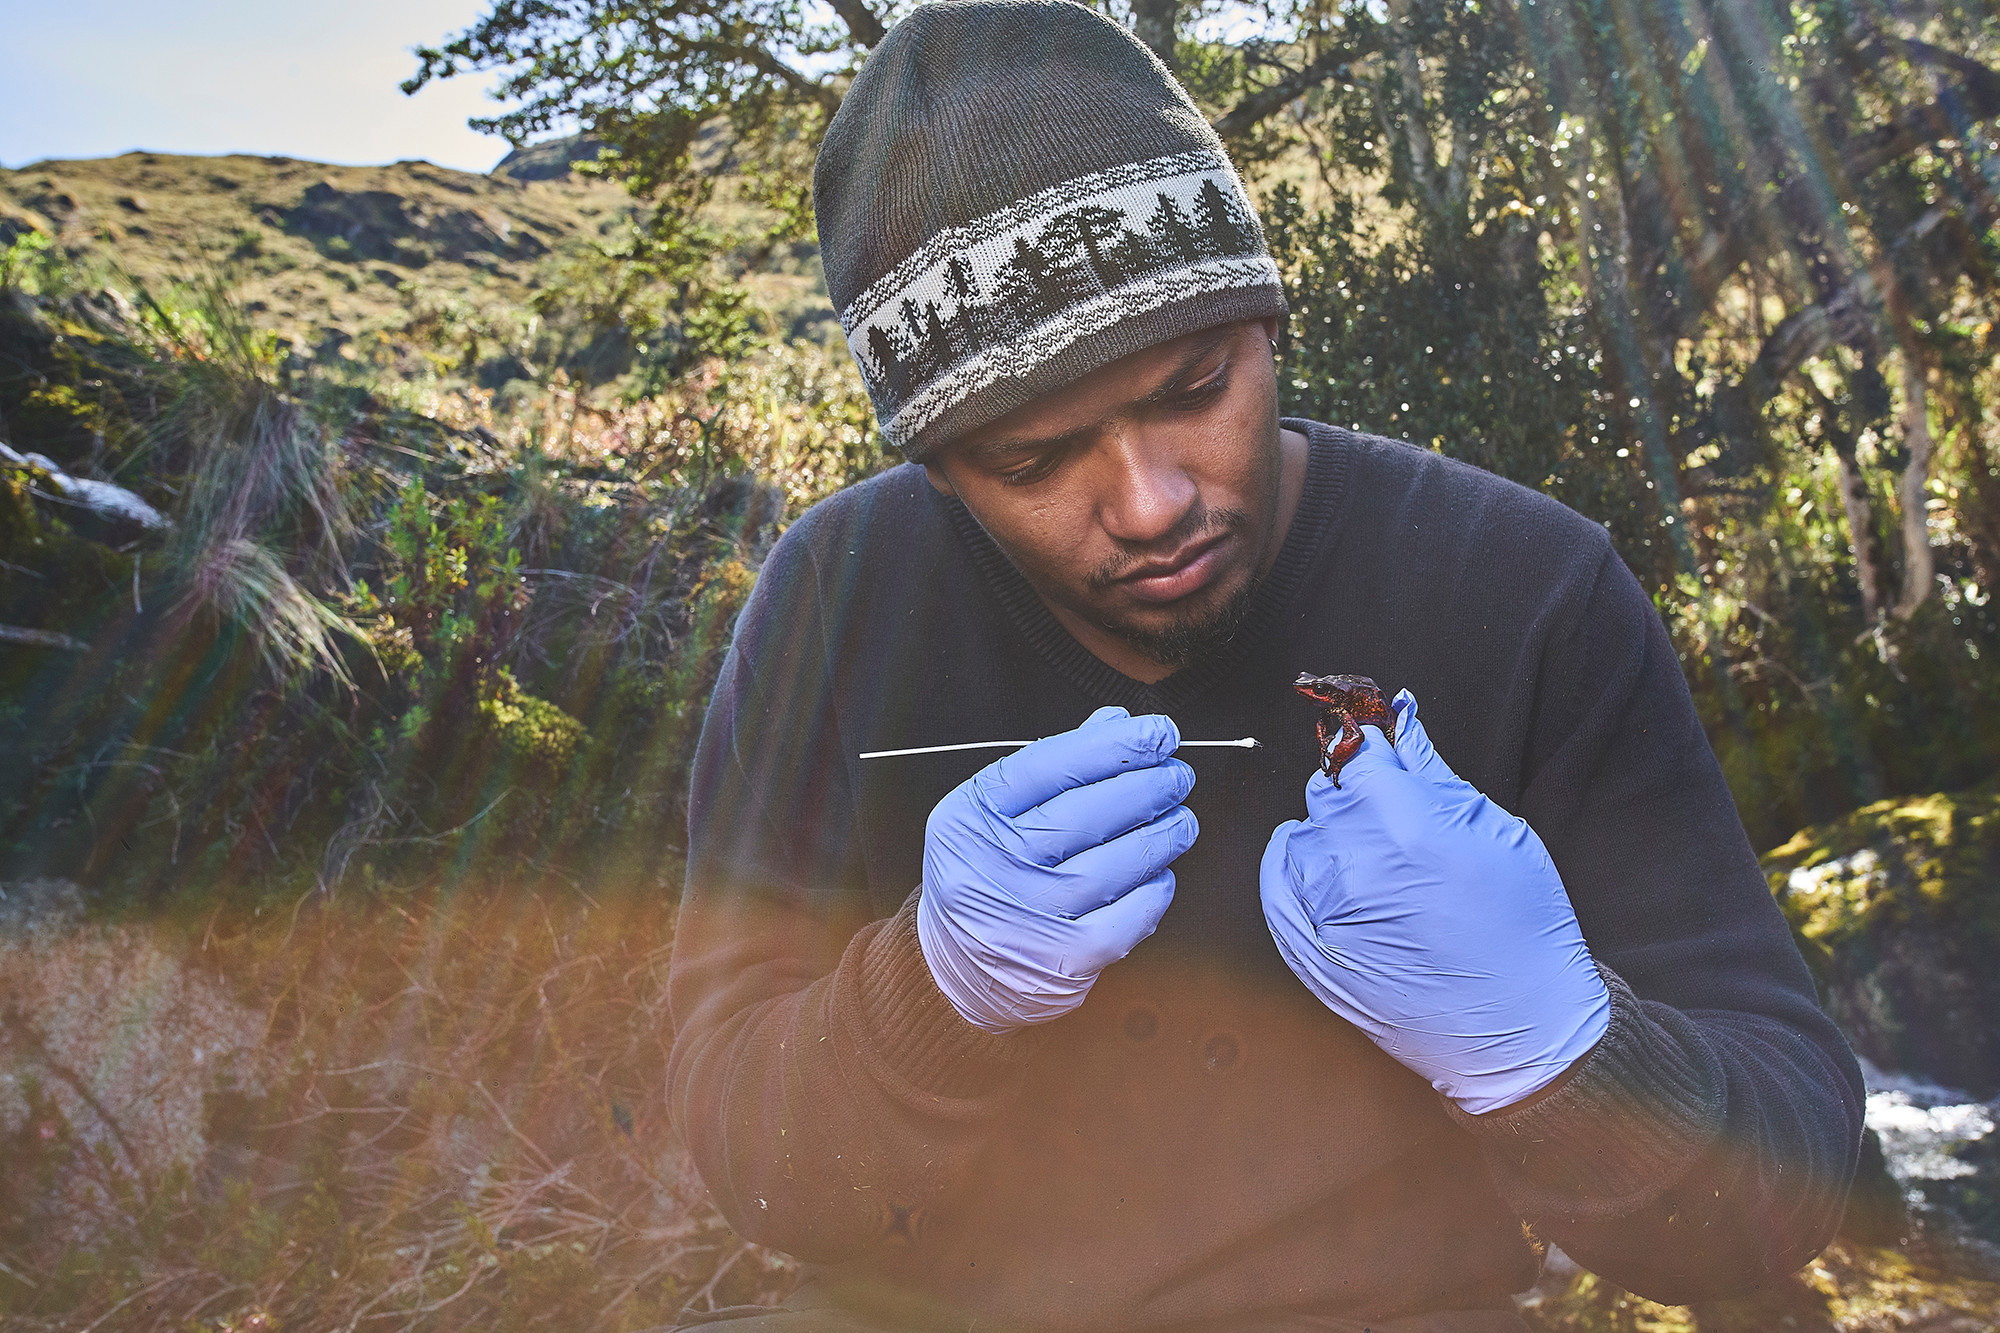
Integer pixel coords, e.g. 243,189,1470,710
814,0,1287,461
846,153,1275,451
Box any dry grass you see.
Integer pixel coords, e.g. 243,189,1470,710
5,877,2000,1330
0,883,795,1330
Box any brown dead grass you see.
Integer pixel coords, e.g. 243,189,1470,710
0,883,795,1330
4,879,1998,1330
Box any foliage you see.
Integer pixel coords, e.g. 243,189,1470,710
525,208,766,391
406,0,861,207
1240,0,2000,843
1763,777,2000,950
405,0,2000,840
1264,183,1656,553
0,247,887,905
396,0,1377,246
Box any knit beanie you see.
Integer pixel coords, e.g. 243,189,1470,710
813,0,1286,461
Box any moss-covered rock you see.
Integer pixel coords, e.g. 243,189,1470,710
1762,781,2000,1096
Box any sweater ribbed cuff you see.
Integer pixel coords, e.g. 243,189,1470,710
1451,963,1726,1223
836,889,1048,1101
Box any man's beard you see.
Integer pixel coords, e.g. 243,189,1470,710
1084,504,1259,671
1104,573,1259,670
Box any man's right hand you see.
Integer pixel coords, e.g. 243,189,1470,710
917,706,1198,1033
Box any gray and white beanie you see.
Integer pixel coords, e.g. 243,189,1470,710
813,0,1286,462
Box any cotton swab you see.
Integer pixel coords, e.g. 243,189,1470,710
858,738,1261,760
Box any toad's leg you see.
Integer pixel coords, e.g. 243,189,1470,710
1326,713,1365,788
1315,712,1338,777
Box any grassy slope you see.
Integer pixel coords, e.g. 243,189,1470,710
0,144,835,368
0,152,631,349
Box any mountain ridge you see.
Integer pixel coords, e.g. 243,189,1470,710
0,147,638,358
0,137,834,381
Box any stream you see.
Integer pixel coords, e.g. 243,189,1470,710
1862,1057,1999,1191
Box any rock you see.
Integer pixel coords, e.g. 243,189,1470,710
0,912,270,1248
0,879,85,935
1918,1120,2000,1249
26,186,76,217
1765,781,2000,1097
474,351,531,388
490,133,607,182
283,180,545,264
0,209,46,249
1841,1126,1911,1245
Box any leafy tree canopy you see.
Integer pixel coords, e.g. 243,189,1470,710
413,0,2000,837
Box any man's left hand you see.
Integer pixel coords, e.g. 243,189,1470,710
1260,691,1611,1114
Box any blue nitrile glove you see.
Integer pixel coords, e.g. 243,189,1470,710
918,706,1198,1034
1260,692,1610,1114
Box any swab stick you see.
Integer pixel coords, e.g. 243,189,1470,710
858,738,1261,760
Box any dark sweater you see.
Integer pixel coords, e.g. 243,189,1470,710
667,421,1864,1331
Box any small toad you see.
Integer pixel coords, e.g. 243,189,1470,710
1294,673,1398,787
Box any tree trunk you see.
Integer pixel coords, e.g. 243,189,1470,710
1569,112,1695,578
1130,0,1180,70
1828,431,1886,625
1380,0,1447,222
1952,390,2000,591
1890,354,1937,620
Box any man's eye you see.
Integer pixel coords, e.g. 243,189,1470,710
1174,369,1229,410
999,454,1060,486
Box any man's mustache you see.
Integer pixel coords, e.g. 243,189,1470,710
1084,504,1251,593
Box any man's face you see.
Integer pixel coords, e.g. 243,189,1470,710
923,318,1292,678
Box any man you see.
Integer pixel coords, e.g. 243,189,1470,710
666,2,1865,1329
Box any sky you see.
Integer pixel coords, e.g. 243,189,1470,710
0,0,525,173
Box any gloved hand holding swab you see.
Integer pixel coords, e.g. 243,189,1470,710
914,706,1202,1032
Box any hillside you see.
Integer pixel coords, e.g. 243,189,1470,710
0,138,836,381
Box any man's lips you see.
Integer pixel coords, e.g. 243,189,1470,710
1115,532,1234,603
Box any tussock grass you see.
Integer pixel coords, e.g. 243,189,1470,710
173,536,365,689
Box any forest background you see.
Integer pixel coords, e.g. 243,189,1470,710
4,0,2000,1327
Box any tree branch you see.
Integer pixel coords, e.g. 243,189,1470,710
0,625,88,651
1809,378,1887,625
1213,44,1371,142
1688,193,1955,487
1684,269,1880,491
736,43,844,117
823,0,886,50
1843,38,2000,179
1381,0,1446,220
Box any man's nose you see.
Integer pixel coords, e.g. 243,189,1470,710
1097,431,1196,544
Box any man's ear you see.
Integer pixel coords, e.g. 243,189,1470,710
922,461,957,496
1259,314,1283,349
